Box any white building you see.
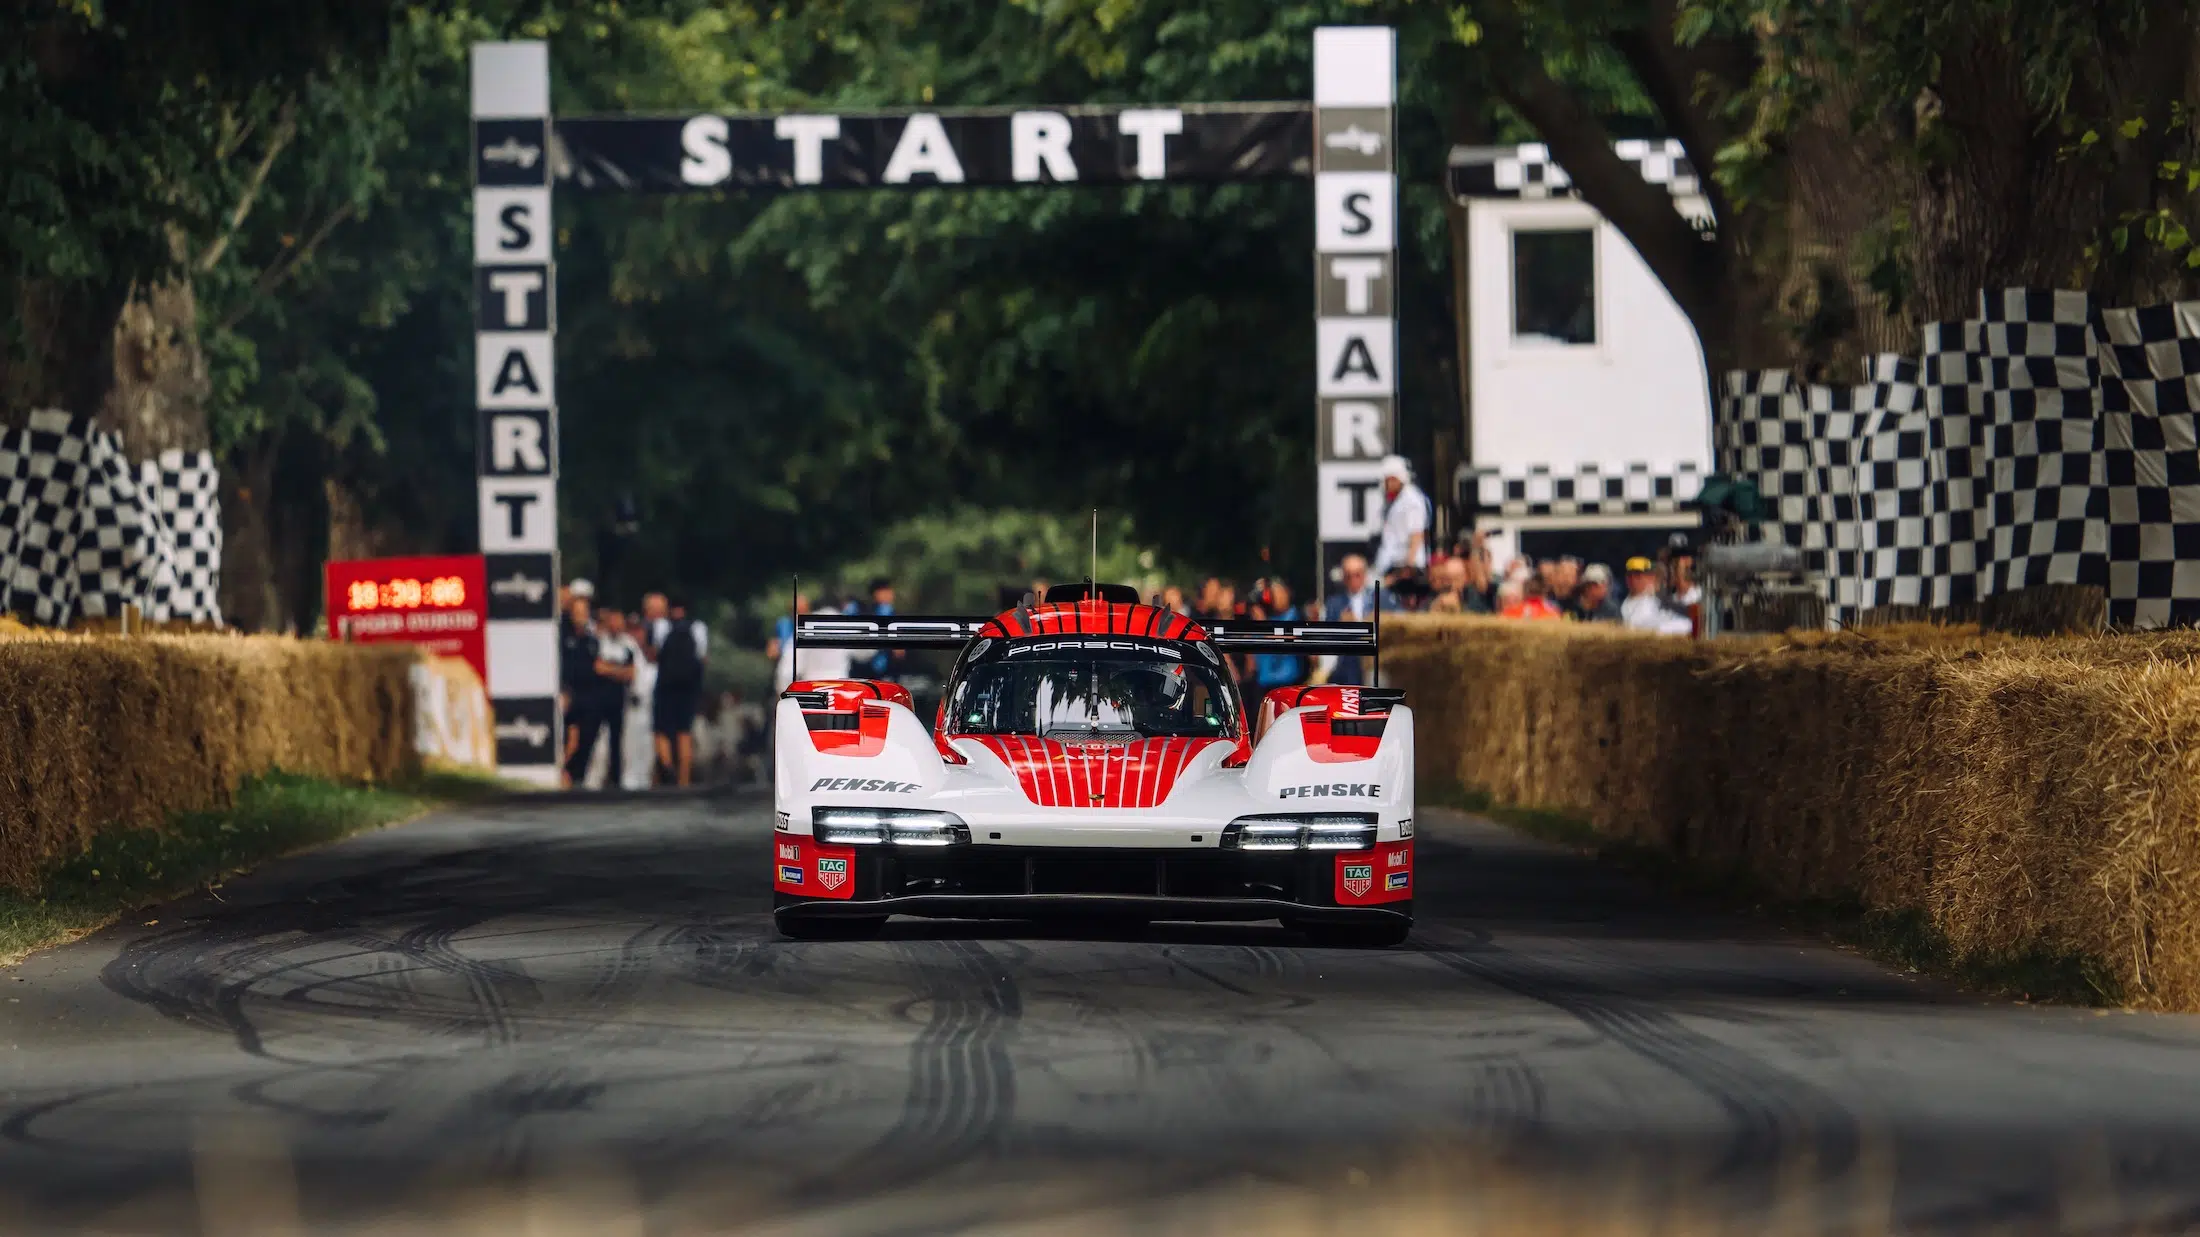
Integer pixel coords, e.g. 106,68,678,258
1446,141,1713,570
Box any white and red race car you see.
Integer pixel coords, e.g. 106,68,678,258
771,584,1414,947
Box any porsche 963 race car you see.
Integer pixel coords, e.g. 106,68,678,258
771,584,1414,947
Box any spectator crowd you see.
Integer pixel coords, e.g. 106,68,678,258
558,582,726,790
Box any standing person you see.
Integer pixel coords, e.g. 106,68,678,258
621,609,658,789
1622,557,1694,634
651,597,708,787
768,592,853,691
1370,455,1432,593
1159,585,1189,615
1502,575,1565,620
559,579,597,773
1249,581,1308,709
855,576,901,681
1571,564,1623,622
1320,554,1379,685
586,608,641,788
559,591,605,788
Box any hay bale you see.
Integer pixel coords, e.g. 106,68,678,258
0,634,419,891
1385,615,2200,1010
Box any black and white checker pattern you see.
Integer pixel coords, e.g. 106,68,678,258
1448,139,1703,205
1,410,92,626
2097,301,2200,626
1470,461,1703,517
1974,288,2108,594
1922,321,1984,607
0,414,220,627
146,450,222,623
1851,357,1935,610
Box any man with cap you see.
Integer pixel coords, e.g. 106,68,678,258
1571,563,1622,622
1620,557,1693,634
1370,454,1432,595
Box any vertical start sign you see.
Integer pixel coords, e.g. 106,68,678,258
1312,28,1397,593
473,43,562,785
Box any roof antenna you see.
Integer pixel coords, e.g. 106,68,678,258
1373,577,1382,686
1089,508,1099,602
788,573,800,687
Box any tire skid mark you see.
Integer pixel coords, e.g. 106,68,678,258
1413,930,1858,1182
816,938,1021,1197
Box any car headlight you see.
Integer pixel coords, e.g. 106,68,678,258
814,807,970,847
1221,813,1377,851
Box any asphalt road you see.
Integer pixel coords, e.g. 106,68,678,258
2,793,2199,1235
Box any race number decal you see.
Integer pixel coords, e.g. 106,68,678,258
1334,840,1411,905
773,834,859,900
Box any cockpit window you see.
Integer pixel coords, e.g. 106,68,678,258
948,642,1237,740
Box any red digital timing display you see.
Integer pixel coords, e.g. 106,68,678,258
324,554,489,687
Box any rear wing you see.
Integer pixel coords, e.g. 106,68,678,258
1200,620,1376,656
793,614,987,650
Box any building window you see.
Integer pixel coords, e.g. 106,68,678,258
1511,228,1597,346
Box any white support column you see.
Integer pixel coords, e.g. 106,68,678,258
1312,26,1398,598
472,41,562,787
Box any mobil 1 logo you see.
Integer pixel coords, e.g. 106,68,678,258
479,408,554,478
486,552,557,620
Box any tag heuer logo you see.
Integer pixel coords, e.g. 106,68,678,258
1324,125,1383,157
816,857,850,890
491,572,548,603
482,136,542,168
495,717,550,748
1341,863,1373,899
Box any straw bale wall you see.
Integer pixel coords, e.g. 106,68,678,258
1386,616,2200,1009
0,633,418,891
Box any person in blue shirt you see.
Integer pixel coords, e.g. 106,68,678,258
855,576,900,681
1250,581,1307,708
1320,555,1379,685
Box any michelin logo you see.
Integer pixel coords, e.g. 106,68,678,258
810,777,921,793
1279,783,1382,799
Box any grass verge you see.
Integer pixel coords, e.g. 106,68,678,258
1421,779,2125,1007
0,769,508,964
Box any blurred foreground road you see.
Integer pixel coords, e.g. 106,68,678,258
2,793,2200,1235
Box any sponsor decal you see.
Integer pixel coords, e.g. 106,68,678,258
808,777,921,793
490,571,548,604
777,842,800,862
1007,639,1181,659
775,812,792,831
1387,849,1408,868
482,136,543,169
494,716,551,748
777,864,804,885
1324,125,1384,157
1398,818,1414,838
1341,863,1373,899
1339,687,1362,715
816,857,850,891
1386,871,1410,891
1279,782,1382,799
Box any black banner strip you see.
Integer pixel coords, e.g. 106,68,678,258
553,104,1312,193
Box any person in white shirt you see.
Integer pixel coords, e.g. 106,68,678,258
1620,557,1694,635
1370,454,1432,584
767,593,853,694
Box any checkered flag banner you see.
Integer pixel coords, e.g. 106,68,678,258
1469,460,1704,518
2097,300,2200,626
0,412,222,627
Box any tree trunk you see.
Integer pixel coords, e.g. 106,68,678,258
0,277,129,429
99,278,210,456
218,447,282,633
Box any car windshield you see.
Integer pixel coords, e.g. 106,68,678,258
949,647,1237,739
